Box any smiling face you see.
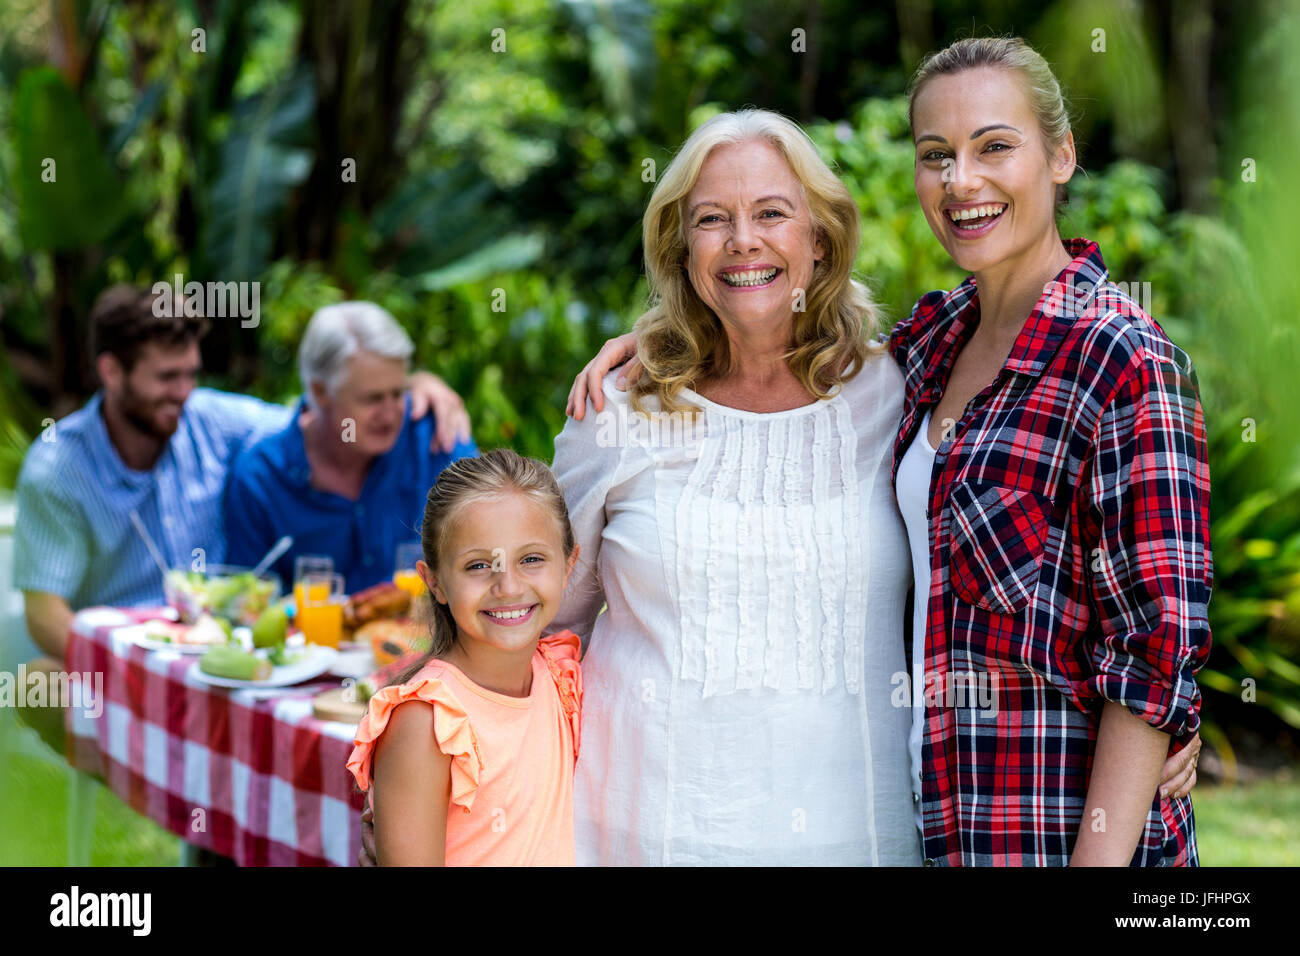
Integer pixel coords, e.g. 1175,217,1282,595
684,139,825,336
420,491,578,659
100,341,202,439
912,66,1075,276
312,350,408,458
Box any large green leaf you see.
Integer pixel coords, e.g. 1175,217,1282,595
371,163,511,276
369,161,545,289
11,67,129,250
561,0,656,134
195,67,315,282
413,233,545,291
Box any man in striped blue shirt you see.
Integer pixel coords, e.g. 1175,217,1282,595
14,284,470,659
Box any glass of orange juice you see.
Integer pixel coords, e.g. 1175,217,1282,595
293,556,335,636
296,571,345,648
393,542,426,599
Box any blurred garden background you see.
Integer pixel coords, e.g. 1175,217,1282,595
1,0,1297,864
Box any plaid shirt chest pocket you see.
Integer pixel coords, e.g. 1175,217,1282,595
945,481,1052,615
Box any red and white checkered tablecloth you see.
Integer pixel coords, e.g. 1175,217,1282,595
64,607,366,866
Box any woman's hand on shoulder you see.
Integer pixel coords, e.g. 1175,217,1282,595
371,699,451,866
566,332,641,420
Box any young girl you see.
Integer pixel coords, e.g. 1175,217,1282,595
346,448,583,866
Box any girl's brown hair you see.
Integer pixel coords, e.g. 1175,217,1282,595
387,448,577,687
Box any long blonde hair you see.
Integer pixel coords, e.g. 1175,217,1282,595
630,109,881,415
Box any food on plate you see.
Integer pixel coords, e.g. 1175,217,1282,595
266,643,305,667
252,605,288,649
199,644,272,681
342,581,411,632
358,617,429,666
165,567,280,626
141,619,187,644
142,614,230,647
188,614,232,646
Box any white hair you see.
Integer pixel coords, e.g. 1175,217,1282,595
298,301,414,406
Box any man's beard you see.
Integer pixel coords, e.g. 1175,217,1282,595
118,382,180,440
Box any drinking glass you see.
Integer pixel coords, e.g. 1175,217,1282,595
296,571,345,648
392,541,426,598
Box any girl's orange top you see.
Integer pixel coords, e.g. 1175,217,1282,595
346,631,582,866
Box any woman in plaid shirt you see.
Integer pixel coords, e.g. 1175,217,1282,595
891,37,1210,865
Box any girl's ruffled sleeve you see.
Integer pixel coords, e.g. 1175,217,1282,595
537,631,583,760
346,675,484,813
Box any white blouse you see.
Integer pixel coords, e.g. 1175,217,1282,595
549,353,920,865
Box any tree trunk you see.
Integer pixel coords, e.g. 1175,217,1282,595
1166,0,1218,213
896,0,933,73
293,0,420,267
799,0,821,123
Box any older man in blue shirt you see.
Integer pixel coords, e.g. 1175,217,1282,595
225,302,477,593
13,285,471,660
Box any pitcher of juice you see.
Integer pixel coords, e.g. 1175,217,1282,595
296,571,345,648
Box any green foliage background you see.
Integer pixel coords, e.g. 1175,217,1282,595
1,0,1297,757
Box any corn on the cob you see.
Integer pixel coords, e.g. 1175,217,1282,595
199,645,272,681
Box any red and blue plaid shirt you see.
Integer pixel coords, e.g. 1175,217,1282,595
888,238,1212,866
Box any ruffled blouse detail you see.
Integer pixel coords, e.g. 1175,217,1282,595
668,396,867,697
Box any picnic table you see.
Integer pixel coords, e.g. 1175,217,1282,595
64,607,366,866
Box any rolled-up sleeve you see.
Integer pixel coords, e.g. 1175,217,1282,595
1082,342,1213,738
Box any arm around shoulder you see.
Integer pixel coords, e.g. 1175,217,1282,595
547,376,631,645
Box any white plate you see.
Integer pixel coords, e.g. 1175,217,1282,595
189,644,339,689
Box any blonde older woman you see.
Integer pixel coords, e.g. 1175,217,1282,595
548,109,919,865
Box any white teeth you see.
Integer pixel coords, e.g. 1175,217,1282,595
948,204,1005,222
486,607,532,620
721,268,778,287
